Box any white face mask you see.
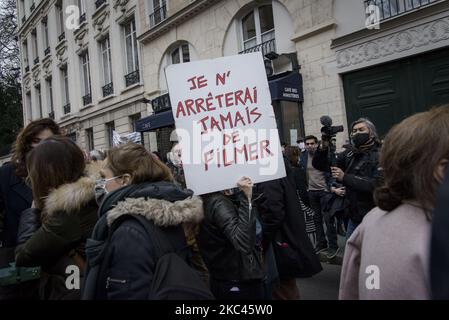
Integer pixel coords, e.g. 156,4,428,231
298,142,305,150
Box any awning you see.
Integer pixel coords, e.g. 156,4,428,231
135,110,174,132
269,71,304,102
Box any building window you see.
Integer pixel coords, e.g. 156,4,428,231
124,19,140,87
106,121,115,148
61,67,70,114
19,0,25,21
46,78,54,118
32,29,39,65
241,4,276,55
100,36,113,97
26,92,32,121
149,0,167,27
42,18,50,55
86,128,94,151
36,85,43,118
80,51,92,106
23,40,29,70
78,0,87,23
129,113,141,132
171,44,190,65
57,4,65,41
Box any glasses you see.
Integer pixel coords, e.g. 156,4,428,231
95,175,123,189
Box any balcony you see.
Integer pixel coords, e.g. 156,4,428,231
30,2,35,11
124,70,140,87
63,103,71,114
25,66,30,73
48,111,55,119
95,0,107,9
58,32,65,42
364,0,441,22
239,38,277,57
82,93,92,106
33,57,39,65
102,82,114,97
149,4,167,27
21,16,26,24
79,13,86,24
44,47,50,56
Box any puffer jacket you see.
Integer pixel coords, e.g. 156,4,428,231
15,171,99,300
83,181,204,300
198,192,265,283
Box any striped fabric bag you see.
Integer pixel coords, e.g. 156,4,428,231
297,192,317,248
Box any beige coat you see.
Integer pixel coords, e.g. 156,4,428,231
339,203,431,300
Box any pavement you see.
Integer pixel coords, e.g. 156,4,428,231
296,234,346,300
296,262,342,300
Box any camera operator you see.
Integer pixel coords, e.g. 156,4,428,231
312,118,381,239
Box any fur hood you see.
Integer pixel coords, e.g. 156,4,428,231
43,162,101,216
106,195,204,227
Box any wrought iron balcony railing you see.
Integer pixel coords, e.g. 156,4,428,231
364,0,441,22
63,103,71,114
149,4,167,27
95,0,106,9
30,2,35,11
25,65,30,73
33,57,39,65
102,82,114,97
79,13,86,24
124,70,140,87
44,47,50,56
239,38,277,57
58,32,65,42
48,111,55,119
82,93,92,106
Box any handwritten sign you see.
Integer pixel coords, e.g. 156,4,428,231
165,52,285,195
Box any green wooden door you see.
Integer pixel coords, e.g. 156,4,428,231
343,47,449,138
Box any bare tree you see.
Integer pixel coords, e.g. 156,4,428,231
0,0,22,155
0,0,20,84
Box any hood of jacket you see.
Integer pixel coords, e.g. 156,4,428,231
43,162,100,216
102,181,203,227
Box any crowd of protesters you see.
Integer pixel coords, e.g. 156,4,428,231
0,105,448,300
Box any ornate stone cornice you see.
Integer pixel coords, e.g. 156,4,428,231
336,16,449,70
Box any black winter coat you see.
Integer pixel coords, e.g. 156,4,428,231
255,159,322,279
83,181,204,300
313,144,381,223
199,192,264,282
15,175,99,300
0,163,32,248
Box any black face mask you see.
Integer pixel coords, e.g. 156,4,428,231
352,132,371,147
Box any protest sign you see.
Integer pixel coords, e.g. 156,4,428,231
165,52,285,195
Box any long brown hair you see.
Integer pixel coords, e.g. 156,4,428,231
374,106,449,217
26,136,85,210
106,143,173,184
11,118,61,178
284,145,300,167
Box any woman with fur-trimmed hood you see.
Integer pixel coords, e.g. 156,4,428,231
15,137,100,299
82,143,206,300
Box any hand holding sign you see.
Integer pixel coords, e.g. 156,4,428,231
237,176,253,201
165,52,286,195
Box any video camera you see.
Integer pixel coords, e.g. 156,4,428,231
320,116,344,140
319,115,344,167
